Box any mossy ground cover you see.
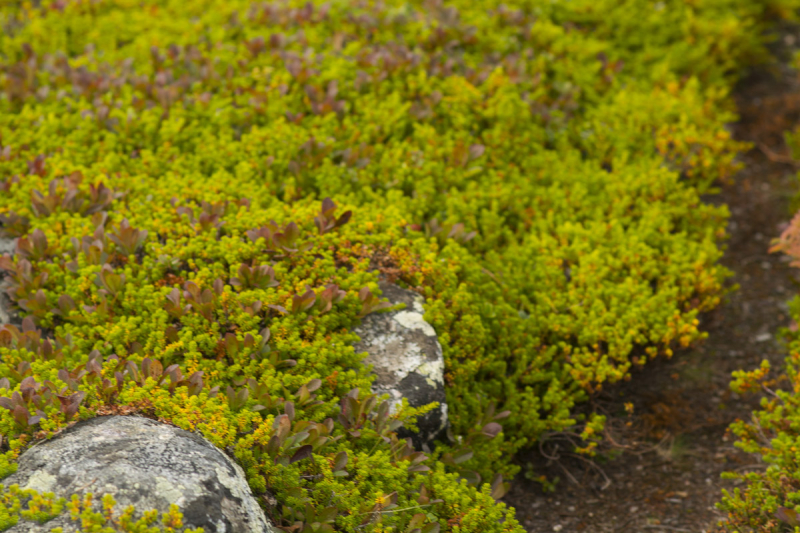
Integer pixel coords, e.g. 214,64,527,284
0,0,795,531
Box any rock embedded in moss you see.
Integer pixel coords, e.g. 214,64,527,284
0,280,14,326
3,415,276,533
0,237,15,256
0,238,16,326
354,281,449,450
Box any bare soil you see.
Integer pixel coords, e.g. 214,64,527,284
503,30,800,533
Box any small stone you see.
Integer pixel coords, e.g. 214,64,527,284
754,332,772,343
0,237,16,256
354,282,449,450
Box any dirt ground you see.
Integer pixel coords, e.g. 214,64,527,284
502,30,800,533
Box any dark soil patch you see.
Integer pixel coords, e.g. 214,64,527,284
503,30,800,533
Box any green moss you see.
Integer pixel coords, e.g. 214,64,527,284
0,0,794,530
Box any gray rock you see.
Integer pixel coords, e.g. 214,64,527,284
354,281,449,450
0,275,18,327
0,237,15,256
0,291,13,326
0,238,17,326
3,415,276,533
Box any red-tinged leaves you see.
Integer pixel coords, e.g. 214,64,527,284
213,278,224,296
291,288,316,314
55,294,76,316
288,444,313,464
490,473,509,500
357,286,393,317
421,522,441,533
182,280,216,322
57,391,85,421
424,218,477,244
316,283,346,314
275,414,291,444
16,228,50,260
30,177,118,218
0,211,30,238
406,513,427,532
315,198,352,235
447,223,477,244
469,143,485,161
285,401,296,421
149,359,164,382
9,360,32,382
231,263,278,290
333,450,348,474
20,376,37,392
273,222,302,252
174,371,205,397
12,404,30,426
28,155,46,177
225,385,249,412
267,304,288,315
164,288,186,318
481,422,502,438
776,507,800,526
18,289,48,318
220,333,237,359
306,379,321,393
124,361,140,384
108,218,148,256
264,435,281,459
95,264,125,297
0,254,15,273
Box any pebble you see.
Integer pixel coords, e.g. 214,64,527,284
754,332,772,343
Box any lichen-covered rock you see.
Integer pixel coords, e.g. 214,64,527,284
3,415,276,533
354,281,448,450
0,237,17,326
0,237,15,256
0,281,14,326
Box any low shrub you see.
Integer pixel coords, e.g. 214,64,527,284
0,0,795,530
